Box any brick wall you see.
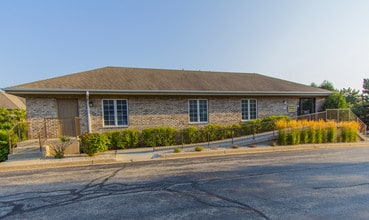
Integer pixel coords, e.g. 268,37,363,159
26,98,59,138
25,95,314,136
85,96,298,133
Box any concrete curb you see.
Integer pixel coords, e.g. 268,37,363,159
161,142,369,160
1,142,368,172
0,158,117,173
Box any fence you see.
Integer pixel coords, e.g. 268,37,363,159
135,121,280,151
7,117,80,154
7,121,29,154
296,109,367,135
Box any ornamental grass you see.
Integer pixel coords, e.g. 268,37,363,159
275,119,359,145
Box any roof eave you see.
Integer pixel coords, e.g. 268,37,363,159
4,88,332,97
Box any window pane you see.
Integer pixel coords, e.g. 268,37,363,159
189,100,198,122
199,100,208,122
250,100,257,119
103,100,115,126
241,100,249,120
116,100,128,126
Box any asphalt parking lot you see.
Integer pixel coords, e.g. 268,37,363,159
1,146,369,219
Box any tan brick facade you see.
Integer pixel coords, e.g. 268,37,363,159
77,96,302,133
25,95,325,137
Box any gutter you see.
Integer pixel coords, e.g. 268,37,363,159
4,88,332,97
86,91,92,133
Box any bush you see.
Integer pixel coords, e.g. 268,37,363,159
182,126,199,144
107,129,139,150
79,133,109,156
204,124,226,141
142,127,179,147
48,136,72,159
0,130,9,162
231,145,239,149
173,148,181,153
195,146,204,152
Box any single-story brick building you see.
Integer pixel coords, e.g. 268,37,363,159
5,67,331,138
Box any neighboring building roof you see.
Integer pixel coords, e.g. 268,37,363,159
0,91,26,109
5,66,331,97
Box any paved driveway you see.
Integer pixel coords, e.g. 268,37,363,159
1,146,369,219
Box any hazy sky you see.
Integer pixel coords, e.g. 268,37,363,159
1,0,368,91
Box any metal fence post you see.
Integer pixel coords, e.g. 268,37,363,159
181,131,184,149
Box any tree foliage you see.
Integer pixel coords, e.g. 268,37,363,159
319,80,336,91
321,92,348,110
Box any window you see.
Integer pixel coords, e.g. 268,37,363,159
189,99,208,123
242,99,257,120
103,99,128,126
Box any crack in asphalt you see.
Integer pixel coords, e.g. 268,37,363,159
313,182,369,190
166,181,270,220
0,165,127,218
1,160,367,219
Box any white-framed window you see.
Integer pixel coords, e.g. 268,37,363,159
241,99,257,120
189,99,208,123
102,99,128,127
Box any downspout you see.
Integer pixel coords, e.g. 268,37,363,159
86,91,92,133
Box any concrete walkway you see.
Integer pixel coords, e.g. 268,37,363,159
1,136,369,172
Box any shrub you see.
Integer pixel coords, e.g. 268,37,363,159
182,126,199,144
141,128,156,147
48,136,72,159
142,127,179,147
156,127,178,146
173,148,181,153
229,124,241,138
204,124,226,141
79,133,109,156
107,129,139,150
195,146,204,152
0,130,9,162
231,145,240,149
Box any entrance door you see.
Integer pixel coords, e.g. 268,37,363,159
298,98,316,115
57,99,79,136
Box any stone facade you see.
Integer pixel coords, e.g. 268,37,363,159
25,95,325,137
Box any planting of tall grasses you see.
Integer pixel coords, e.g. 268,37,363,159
276,119,359,145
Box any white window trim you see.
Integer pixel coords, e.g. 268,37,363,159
102,99,129,127
188,99,208,124
241,99,258,121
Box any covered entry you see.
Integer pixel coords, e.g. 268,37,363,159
57,99,80,136
298,98,316,115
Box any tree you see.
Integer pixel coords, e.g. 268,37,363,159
340,88,360,108
319,80,336,91
321,92,348,110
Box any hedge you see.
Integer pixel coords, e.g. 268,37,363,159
78,116,291,154
0,130,9,162
79,133,109,156
106,129,140,150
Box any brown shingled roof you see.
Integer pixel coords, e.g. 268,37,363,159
0,91,26,109
5,66,330,96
